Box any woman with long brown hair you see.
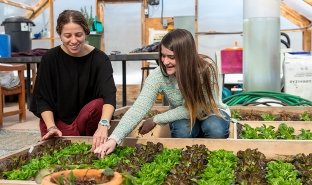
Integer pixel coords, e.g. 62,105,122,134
94,29,230,157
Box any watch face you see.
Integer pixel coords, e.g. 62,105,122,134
101,120,108,124
100,119,109,126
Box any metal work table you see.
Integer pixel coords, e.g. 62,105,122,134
0,52,159,107
109,53,159,106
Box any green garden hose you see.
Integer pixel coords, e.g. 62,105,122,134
222,91,312,106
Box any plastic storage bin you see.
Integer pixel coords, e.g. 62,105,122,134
0,34,11,58
87,33,102,49
1,16,35,52
220,47,243,74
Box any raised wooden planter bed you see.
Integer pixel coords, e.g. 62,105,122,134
115,106,312,121
110,106,171,138
110,120,172,138
235,121,312,139
110,105,311,139
230,106,312,121
111,106,235,139
0,137,311,184
113,106,169,120
230,106,312,139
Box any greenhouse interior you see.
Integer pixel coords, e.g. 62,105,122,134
0,0,312,184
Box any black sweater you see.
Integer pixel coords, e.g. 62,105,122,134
30,46,116,124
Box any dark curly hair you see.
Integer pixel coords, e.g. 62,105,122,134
56,10,90,35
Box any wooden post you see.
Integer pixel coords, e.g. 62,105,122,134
194,0,198,47
303,29,311,51
141,0,149,82
49,0,54,48
96,0,105,51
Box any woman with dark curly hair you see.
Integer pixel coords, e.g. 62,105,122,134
30,10,116,151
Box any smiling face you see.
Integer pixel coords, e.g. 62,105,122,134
161,45,176,76
60,22,86,56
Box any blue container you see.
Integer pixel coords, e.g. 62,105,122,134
0,34,11,58
288,51,311,56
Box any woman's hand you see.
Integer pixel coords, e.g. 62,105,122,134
139,118,157,135
41,126,62,141
92,125,109,151
94,139,117,158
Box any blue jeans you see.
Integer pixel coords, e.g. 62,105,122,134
169,111,230,138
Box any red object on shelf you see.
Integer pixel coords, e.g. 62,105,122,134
221,47,243,74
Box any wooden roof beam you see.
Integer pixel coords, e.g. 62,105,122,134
96,0,105,50
303,0,312,6
25,0,50,20
0,0,34,12
302,29,311,51
281,3,311,51
280,2,311,27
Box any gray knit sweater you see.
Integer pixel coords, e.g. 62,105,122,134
109,66,230,144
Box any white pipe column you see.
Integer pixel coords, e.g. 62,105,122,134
243,0,281,92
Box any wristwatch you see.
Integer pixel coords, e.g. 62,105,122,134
99,119,110,129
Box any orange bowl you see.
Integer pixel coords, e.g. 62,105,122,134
41,169,123,185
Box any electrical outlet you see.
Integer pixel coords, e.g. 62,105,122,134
144,8,149,16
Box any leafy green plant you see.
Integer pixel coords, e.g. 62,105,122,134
241,123,312,140
53,169,114,185
296,129,312,140
93,146,134,169
0,140,71,179
235,149,267,185
276,123,295,140
293,153,312,184
53,170,76,185
4,143,93,180
266,160,302,185
240,124,259,139
256,124,277,139
231,110,241,120
164,144,209,184
4,140,312,184
114,142,164,176
133,148,182,185
299,111,311,121
260,113,276,121
80,6,93,29
196,150,238,185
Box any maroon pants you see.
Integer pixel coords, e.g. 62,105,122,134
40,98,104,137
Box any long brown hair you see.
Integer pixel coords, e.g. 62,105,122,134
159,29,221,124
56,10,90,36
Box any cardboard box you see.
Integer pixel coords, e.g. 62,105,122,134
284,52,312,101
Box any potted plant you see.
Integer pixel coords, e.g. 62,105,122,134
41,168,123,185
80,6,94,31
80,6,102,49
